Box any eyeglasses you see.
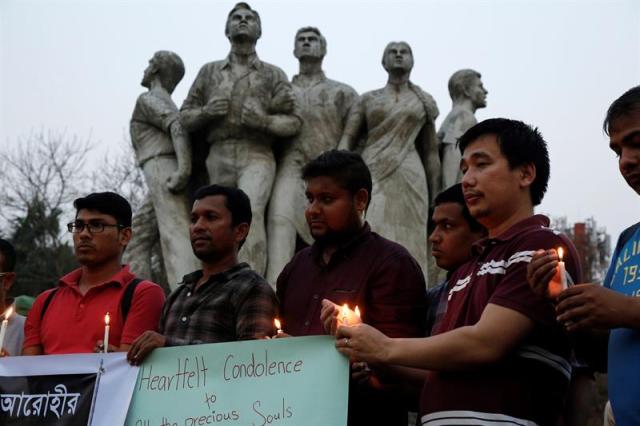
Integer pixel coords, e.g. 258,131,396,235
67,221,125,234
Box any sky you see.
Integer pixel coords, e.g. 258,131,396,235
1,0,639,250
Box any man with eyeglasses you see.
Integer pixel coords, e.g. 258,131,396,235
0,239,25,357
23,192,165,355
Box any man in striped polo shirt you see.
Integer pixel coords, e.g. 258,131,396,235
335,118,581,426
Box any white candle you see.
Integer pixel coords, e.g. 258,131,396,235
274,318,283,335
0,307,13,353
557,247,567,291
103,312,110,354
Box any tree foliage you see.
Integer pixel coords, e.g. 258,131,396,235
9,198,77,296
0,130,92,226
0,130,90,296
0,131,153,296
90,138,147,211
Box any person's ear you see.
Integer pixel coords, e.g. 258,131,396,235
119,227,133,248
519,163,536,189
235,223,250,245
354,189,369,214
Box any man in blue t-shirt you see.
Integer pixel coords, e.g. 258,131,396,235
527,86,640,425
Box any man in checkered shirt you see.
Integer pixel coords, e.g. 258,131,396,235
127,184,277,364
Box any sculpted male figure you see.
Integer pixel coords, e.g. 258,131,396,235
181,2,301,275
129,50,199,287
438,69,488,188
266,27,358,283
339,42,440,275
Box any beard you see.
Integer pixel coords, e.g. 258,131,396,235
311,211,364,247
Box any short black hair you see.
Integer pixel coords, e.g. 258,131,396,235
458,118,550,206
603,86,640,135
434,184,485,233
74,192,132,227
301,150,373,207
193,184,252,226
0,239,16,272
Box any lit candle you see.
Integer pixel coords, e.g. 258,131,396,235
274,318,283,335
0,307,13,353
354,306,361,319
341,304,350,326
557,247,567,291
103,312,110,354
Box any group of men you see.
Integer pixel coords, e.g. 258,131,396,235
1,82,638,425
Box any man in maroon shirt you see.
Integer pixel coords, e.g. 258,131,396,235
335,119,581,426
276,149,426,426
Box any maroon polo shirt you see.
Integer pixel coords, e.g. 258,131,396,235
420,215,582,426
277,223,427,426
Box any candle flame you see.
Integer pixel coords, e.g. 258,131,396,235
274,318,281,330
341,304,349,318
104,312,110,325
4,306,13,320
354,306,361,318
557,247,564,261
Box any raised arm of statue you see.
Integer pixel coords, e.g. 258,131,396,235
265,113,302,137
240,102,302,138
240,71,302,138
166,120,192,193
338,98,365,150
180,66,228,132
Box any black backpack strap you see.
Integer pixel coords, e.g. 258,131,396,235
40,288,60,321
120,278,143,323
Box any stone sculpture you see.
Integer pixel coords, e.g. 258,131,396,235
266,27,358,283
338,41,440,276
438,69,488,188
129,50,200,287
180,2,301,275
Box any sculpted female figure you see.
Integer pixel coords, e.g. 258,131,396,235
339,41,441,275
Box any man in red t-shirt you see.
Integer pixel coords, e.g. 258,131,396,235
334,118,581,426
23,192,165,355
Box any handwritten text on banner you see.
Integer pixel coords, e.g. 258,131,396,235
125,336,349,426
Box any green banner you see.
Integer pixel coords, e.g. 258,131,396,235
124,336,349,426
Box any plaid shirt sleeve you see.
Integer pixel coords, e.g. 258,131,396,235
235,279,278,340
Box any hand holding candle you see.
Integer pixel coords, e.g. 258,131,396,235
0,307,13,355
103,312,110,354
321,299,362,335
